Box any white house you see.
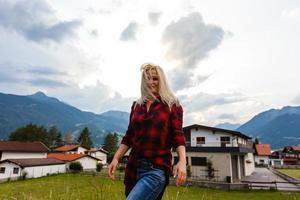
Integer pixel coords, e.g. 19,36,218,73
175,124,255,183
254,144,271,166
85,148,108,164
0,141,50,160
0,158,65,182
48,153,100,171
53,144,88,154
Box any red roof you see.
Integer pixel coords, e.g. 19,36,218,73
289,146,300,151
0,141,50,152
48,153,100,161
255,144,271,156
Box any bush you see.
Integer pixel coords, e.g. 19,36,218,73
187,165,192,177
69,161,83,172
118,164,125,172
96,163,103,172
22,171,27,180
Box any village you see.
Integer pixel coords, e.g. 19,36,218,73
1,124,299,192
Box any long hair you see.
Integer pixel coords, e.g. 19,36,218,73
136,63,179,108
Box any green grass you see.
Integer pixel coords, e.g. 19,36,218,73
278,169,300,180
0,173,299,200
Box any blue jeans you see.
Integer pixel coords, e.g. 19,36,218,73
126,161,166,200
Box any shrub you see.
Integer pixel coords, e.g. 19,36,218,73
118,164,125,172
69,161,83,172
96,163,103,172
22,171,27,180
187,165,192,177
206,160,215,179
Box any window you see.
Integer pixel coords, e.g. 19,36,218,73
196,137,205,145
0,167,5,173
191,157,207,166
13,167,19,174
173,156,189,165
221,136,230,144
173,156,179,165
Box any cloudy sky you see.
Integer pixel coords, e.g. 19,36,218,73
0,0,299,127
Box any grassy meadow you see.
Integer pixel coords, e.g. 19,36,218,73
0,173,299,200
277,169,300,180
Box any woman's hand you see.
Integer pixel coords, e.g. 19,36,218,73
173,160,186,186
108,158,118,180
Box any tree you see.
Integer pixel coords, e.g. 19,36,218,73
9,123,49,146
77,127,93,149
102,132,119,162
63,132,73,144
47,126,63,149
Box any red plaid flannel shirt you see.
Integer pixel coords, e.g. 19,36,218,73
121,98,185,196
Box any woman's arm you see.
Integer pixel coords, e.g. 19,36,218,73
108,144,129,180
173,145,186,186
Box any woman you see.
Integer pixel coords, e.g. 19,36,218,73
108,63,186,200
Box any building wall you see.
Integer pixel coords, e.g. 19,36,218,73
190,129,237,147
255,155,270,165
174,152,232,182
90,152,107,164
0,163,66,181
66,157,98,171
1,152,47,160
23,164,66,178
0,162,20,180
244,153,255,176
77,147,88,154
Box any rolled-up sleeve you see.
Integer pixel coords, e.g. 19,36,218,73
170,104,185,148
121,102,135,147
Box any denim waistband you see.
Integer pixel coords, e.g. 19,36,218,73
136,159,166,172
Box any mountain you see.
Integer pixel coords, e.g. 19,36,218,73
215,122,241,130
237,106,300,149
0,91,130,146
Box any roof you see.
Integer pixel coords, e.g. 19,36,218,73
0,141,50,152
47,153,101,161
85,148,109,154
53,144,89,152
283,146,300,152
183,124,251,139
0,158,65,168
255,144,271,156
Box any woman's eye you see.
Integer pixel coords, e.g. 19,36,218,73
152,77,158,81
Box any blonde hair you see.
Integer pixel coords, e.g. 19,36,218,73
136,63,179,108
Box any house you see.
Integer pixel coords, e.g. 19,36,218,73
281,146,300,165
85,148,108,164
175,124,255,183
0,141,50,160
47,153,100,171
254,144,271,166
53,144,88,154
269,150,284,166
0,158,65,182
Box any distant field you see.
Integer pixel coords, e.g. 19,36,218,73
0,173,299,200
278,169,300,180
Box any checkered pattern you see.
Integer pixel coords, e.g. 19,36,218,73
121,98,185,198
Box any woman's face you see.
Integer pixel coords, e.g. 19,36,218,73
146,68,159,96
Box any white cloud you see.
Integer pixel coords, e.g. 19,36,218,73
162,12,226,91
0,0,81,42
148,12,162,26
120,22,139,41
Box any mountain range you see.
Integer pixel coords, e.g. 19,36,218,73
0,92,129,146
1,91,299,149
236,106,300,149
